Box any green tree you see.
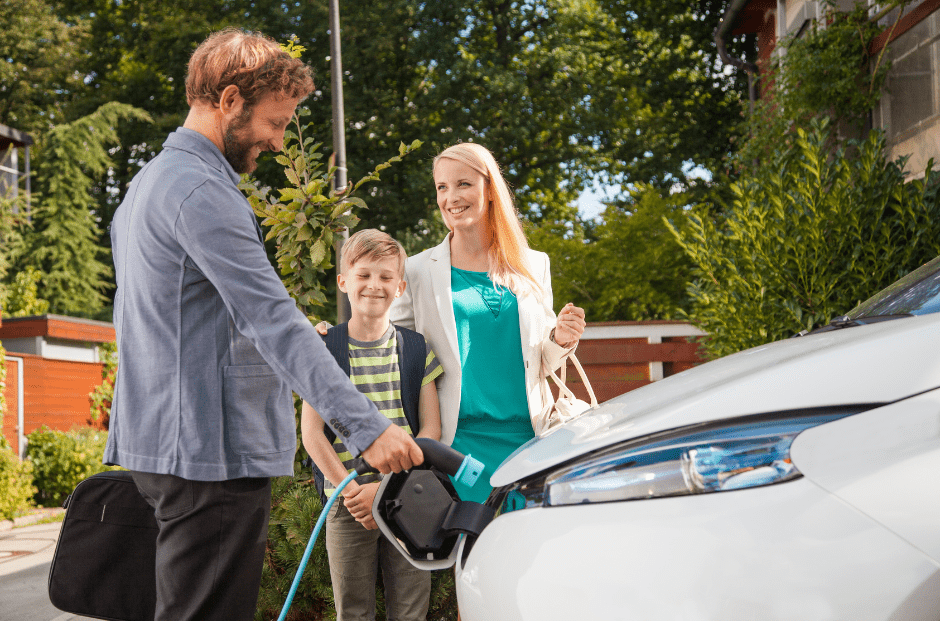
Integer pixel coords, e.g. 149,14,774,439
0,437,35,520
590,0,752,191
36,0,753,288
15,102,151,316
2,268,50,317
530,184,693,319
89,341,117,429
671,120,940,359
0,0,88,133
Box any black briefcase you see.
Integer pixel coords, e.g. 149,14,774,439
48,470,157,621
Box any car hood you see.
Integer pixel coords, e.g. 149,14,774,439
491,313,940,487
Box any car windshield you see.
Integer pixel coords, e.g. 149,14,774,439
848,255,940,319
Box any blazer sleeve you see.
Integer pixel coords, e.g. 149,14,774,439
175,180,390,456
537,251,575,373
390,255,417,331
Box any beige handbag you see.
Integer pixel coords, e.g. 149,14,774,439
535,353,598,436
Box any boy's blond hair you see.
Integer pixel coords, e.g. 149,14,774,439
341,229,407,277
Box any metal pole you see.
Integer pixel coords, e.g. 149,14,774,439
330,0,351,323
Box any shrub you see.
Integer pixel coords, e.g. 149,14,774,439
26,426,119,507
671,119,940,359
89,341,117,429
0,437,35,520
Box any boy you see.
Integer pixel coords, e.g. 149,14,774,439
301,229,443,621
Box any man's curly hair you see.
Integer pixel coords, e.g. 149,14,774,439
185,28,314,107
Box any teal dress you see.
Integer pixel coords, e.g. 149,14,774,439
449,267,535,503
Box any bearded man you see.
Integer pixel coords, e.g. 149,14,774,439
105,28,423,621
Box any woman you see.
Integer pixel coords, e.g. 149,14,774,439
389,142,585,502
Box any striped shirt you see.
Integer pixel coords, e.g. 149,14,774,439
325,324,443,495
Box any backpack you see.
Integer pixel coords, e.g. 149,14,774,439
311,323,426,504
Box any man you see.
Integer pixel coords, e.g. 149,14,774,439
104,29,422,621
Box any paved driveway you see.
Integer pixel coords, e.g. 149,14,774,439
0,521,96,621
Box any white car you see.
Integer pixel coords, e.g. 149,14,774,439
453,258,940,620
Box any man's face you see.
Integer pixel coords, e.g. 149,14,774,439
222,92,300,174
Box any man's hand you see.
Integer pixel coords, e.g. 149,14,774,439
360,424,424,474
344,482,380,530
315,321,331,335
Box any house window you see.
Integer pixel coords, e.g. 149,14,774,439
877,11,940,141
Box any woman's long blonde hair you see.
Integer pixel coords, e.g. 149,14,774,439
434,143,544,298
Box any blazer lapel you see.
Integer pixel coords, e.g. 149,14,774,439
429,237,461,365
516,288,539,361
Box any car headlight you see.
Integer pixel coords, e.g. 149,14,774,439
490,408,870,514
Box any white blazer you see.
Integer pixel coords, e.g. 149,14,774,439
390,236,572,445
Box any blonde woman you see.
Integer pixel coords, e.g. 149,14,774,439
389,143,586,502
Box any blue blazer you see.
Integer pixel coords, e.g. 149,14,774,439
104,128,388,481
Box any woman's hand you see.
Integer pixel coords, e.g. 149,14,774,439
553,303,586,348
315,321,332,336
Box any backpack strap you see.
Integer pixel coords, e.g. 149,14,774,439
319,323,350,446
395,325,425,437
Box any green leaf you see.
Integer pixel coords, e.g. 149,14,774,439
331,201,350,219
309,239,326,266
295,224,314,242
285,168,301,187
280,188,304,202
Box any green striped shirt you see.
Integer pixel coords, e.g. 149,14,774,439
326,324,443,495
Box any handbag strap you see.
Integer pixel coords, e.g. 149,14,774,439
545,353,598,407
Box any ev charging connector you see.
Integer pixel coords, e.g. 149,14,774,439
372,438,495,570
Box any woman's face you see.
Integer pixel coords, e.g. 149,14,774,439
434,157,492,233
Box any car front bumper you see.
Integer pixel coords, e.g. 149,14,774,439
455,476,940,621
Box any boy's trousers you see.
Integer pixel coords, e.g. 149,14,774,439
326,498,432,621
130,471,271,621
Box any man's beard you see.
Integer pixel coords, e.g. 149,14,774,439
222,108,258,174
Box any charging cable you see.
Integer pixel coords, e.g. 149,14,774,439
276,469,358,621
277,440,484,620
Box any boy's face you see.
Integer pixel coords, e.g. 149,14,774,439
338,255,406,322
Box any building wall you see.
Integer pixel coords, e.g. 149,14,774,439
874,8,940,178
13,352,104,441
551,321,706,404
2,357,20,449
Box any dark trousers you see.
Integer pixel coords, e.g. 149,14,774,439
130,471,272,621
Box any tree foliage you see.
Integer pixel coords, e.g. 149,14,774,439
89,341,117,429
737,0,908,166
0,0,88,133
530,184,693,319
671,120,940,359
241,105,422,319
25,426,119,507
14,102,150,315
8,0,751,307
2,267,50,317
0,436,35,520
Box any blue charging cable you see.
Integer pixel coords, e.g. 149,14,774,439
277,440,484,621
276,470,358,621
